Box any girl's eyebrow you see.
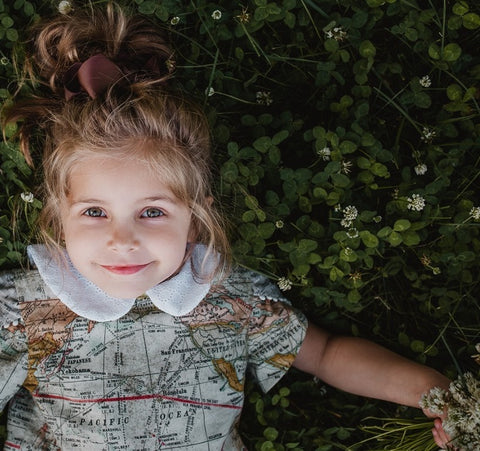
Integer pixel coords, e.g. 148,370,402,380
70,195,179,206
143,195,179,204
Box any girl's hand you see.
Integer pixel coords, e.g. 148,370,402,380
423,410,457,450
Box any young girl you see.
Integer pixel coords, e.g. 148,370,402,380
1,3,452,450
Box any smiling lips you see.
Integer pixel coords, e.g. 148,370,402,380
101,264,150,275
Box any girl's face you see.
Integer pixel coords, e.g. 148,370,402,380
61,154,194,299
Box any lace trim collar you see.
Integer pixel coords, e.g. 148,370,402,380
27,244,215,322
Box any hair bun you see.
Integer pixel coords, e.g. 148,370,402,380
29,3,173,97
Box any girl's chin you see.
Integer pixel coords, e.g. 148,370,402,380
101,284,151,300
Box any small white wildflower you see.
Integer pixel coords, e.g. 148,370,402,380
256,91,273,106
343,205,358,221
316,146,331,161
325,26,348,41
419,75,432,88
275,220,284,229
420,254,431,266
420,126,436,143
58,0,73,14
340,205,358,228
211,9,222,20
346,228,359,239
373,215,382,223
21,192,34,203
414,163,428,175
470,207,480,221
406,193,426,212
419,386,448,416
165,57,176,73
349,271,362,283
205,87,215,97
334,204,342,213
170,16,180,25
0,57,9,66
341,160,353,174
236,7,251,24
344,247,353,256
392,188,399,199
277,277,292,291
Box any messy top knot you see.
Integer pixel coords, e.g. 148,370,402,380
29,2,173,97
5,2,175,164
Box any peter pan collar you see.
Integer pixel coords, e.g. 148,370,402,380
27,244,216,322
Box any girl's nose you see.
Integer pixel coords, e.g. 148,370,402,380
107,223,139,252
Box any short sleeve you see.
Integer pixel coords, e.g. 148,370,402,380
0,270,29,410
246,272,307,393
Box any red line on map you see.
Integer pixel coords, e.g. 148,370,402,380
32,392,242,410
4,441,21,449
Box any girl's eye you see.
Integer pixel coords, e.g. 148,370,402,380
141,208,164,218
84,207,106,217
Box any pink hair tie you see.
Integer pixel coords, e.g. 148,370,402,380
63,54,124,100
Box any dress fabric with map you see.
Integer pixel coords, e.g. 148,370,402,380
0,245,307,450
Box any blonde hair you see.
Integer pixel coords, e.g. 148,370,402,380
3,3,230,279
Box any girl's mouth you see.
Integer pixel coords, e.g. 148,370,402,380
101,264,150,275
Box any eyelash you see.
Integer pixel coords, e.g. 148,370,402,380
83,207,106,217
82,207,165,218
140,208,165,218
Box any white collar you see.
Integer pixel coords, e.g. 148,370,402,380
27,244,215,322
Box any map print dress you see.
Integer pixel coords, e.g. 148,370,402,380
0,255,307,450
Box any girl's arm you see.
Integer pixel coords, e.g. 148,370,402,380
293,322,452,448
293,322,450,406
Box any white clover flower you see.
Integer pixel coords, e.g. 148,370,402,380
406,193,426,211
325,26,348,41
344,247,353,256
470,207,480,221
21,192,34,203
346,228,359,239
334,204,342,213
275,220,284,229
211,10,222,20
58,0,73,14
419,75,432,88
277,277,292,291
341,160,353,174
316,146,331,161
343,205,358,221
414,163,427,175
236,7,251,24
340,205,358,228
170,16,180,25
420,126,436,143
205,87,215,97
419,386,448,416
256,91,273,106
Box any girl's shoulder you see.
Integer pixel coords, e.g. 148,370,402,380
213,265,290,306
